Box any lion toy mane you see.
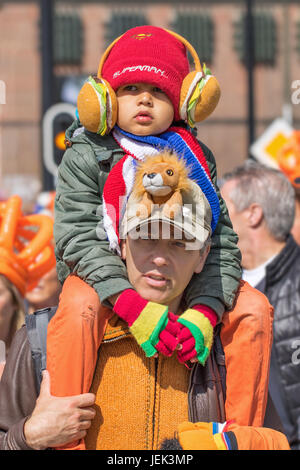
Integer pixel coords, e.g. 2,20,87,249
132,151,192,219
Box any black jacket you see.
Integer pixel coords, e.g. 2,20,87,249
256,235,300,449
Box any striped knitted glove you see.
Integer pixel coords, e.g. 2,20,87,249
155,312,182,357
177,305,217,365
113,290,179,357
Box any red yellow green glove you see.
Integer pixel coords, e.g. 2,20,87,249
177,304,217,365
113,289,180,357
155,311,182,356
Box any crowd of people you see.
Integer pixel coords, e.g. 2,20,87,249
0,25,299,451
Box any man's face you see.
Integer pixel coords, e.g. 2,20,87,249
121,224,209,312
221,179,249,253
116,82,174,136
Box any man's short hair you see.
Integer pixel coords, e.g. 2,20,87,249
221,160,295,242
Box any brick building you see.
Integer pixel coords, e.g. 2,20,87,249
0,0,300,193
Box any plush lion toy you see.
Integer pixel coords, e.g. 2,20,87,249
132,151,192,219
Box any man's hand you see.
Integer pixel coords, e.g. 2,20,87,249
24,370,96,450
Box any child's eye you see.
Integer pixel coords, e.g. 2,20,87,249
124,85,137,92
153,87,164,93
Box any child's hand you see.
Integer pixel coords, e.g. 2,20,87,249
154,312,182,357
113,289,179,358
177,305,217,365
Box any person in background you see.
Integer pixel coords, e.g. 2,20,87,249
34,191,56,219
0,195,56,379
276,130,300,245
1,175,42,215
220,160,300,449
24,191,61,315
0,274,25,376
292,191,300,245
25,267,61,315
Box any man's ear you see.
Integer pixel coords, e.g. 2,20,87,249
194,244,210,274
120,240,127,261
247,203,263,228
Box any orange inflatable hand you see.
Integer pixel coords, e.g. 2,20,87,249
277,130,300,189
0,195,56,296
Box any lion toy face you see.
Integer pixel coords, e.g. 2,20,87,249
131,151,192,219
142,162,181,196
134,151,191,200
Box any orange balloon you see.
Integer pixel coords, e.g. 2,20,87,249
26,245,57,292
18,214,53,267
0,196,22,249
0,196,56,296
277,131,300,189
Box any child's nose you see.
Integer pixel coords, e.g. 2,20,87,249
138,92,153,106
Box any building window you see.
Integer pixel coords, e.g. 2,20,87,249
53,13,83,66
172,13,214,64
233,12,276,65
105,12,148,46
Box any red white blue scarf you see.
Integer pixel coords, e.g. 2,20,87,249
102,126,220,253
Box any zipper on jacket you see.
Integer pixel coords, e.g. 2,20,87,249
102,332,131,344
187,363,196,422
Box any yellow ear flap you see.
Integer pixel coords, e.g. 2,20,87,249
77,77,102,134
193,75,221,123
77,75,118,135
179,70,221,126
101,78,118,133
180,71,202,121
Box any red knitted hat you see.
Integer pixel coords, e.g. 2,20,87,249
101,26,190,121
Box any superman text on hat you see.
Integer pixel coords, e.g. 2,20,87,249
113,66,166,80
